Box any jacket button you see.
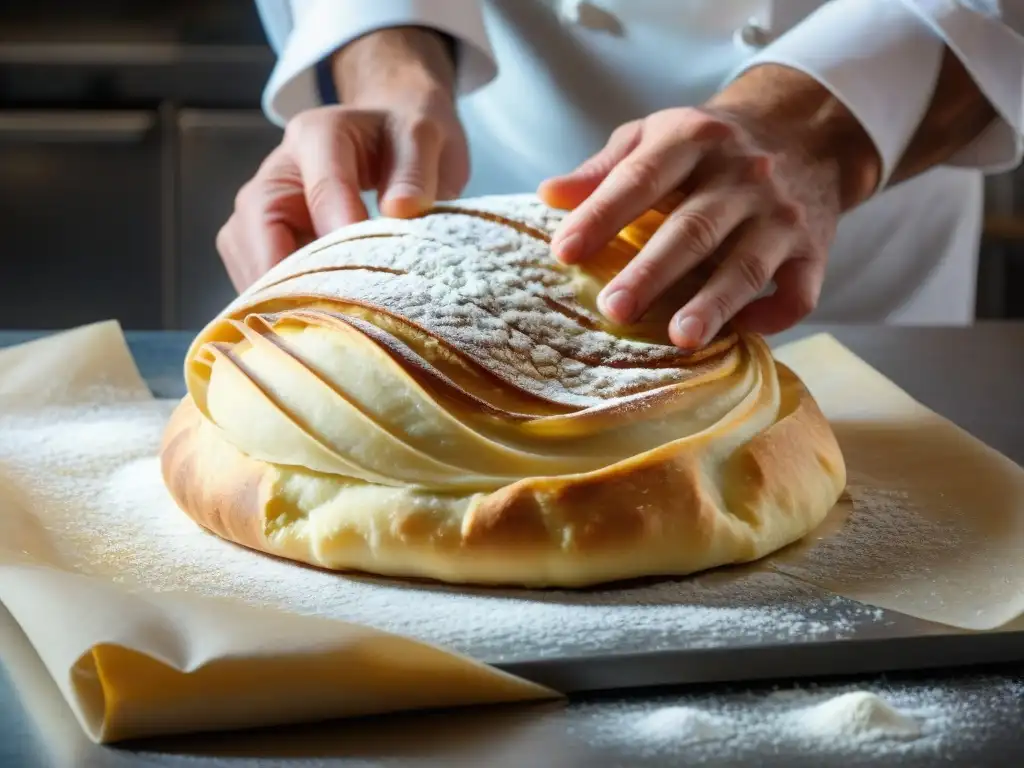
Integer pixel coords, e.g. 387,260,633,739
735,19,773,49
558,0,624,35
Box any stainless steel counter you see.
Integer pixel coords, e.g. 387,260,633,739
0,323,1022,767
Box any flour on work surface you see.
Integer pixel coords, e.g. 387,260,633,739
569,677,1024,764
0,398,887,664
773,478,963,591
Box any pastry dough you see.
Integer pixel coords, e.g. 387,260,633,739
161,194,846,588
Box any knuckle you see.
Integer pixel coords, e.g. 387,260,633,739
305,177,337,211
790,289,818,320
772,199,805,228
615,157,663,198
708,291,735,323
282,111,316,144
743,152,775,183
233,181,255,213
610,121,640,145
734,253,772,293
681,110,736,143
405,116,444,145
666,210,720,256
622,259,660,291
215,223,232,257
800,241,827,264
388,162,430,194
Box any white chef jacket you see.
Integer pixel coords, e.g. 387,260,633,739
252,0,1024,325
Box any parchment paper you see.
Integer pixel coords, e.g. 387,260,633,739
771,335,1024,630
0,321,1022,745
0,323,554,745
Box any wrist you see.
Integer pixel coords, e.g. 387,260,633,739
333,27,457,108
709,64,882,211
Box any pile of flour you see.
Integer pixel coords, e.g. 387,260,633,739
570,677,1024,764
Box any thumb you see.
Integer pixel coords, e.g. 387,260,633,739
380,119,444,219
537,122,642,210
293,120,370,236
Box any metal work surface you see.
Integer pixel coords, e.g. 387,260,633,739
0,323,1022,766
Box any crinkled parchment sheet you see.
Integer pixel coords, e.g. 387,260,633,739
0,321,1021,744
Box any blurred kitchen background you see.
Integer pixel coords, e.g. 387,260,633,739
1,0,1022,332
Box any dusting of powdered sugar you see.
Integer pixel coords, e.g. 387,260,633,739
567,677,1024,764
214,193,709,407
0,398,897,664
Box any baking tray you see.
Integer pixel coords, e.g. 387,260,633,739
493,603,1024,694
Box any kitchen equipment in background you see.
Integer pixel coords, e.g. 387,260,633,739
0,0,1021,329
0,0,274,331
0,110,164,329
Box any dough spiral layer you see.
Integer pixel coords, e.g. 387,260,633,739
161,194,846,587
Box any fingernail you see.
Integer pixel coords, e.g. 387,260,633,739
598,289,636,323
382,195,430,219
554,233,583,264
674,315,706,348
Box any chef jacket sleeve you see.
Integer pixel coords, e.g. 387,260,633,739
725,0,1024,187
253,0,498,127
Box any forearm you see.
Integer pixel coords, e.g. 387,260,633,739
888,47,999,185
333,27,457,106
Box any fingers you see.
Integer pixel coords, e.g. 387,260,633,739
595,185,762,324
669,224,795,349
217,146,310,293
548,113,734,265
218,104,469,294
380,117,447,218
436,122,471,201
550,138,702,265
537,122,642,211
217,214,298,293
732,258,823,336
288,117,370,236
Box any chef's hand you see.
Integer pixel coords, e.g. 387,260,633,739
217,28,467,291
538,64,881,350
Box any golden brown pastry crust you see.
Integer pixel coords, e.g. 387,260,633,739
160,194,846,588
160,361,845,588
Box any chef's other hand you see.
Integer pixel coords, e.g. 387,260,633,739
217,28,467,292
538,65,880,350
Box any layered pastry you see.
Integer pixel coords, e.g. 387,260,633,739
160,194,846,588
